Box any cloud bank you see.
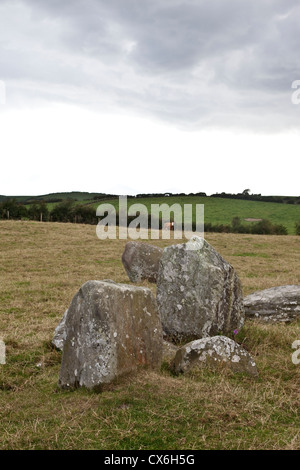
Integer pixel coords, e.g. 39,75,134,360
1,0,300,131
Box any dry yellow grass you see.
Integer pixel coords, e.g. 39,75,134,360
0,220,300,450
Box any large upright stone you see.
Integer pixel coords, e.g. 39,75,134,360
58,280,163,389
122,241,163,283
156,236,244,342
244,285,300,323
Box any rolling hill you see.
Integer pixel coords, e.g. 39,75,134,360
0,191,299,234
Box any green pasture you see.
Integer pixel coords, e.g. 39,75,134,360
89,196,300,234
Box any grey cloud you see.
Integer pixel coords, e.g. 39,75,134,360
1,0,300,130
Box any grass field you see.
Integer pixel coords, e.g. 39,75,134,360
0,220,300,450
88,195,300,234
14,193,300,234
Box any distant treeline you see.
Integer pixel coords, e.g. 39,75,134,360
0,192,119,204
134,191,300,204
210,192,300,204
1,198,300,235
135,192,207,198
0,199,96,224
1,190,300,204
205,217,290,235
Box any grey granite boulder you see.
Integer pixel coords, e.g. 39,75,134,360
122,241,163,283
244,285,300,323
172,336,258,377
58,280,163,390
52,280,117,352
156,236,245,342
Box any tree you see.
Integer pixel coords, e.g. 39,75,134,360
50,200,75,222
251,219,274,234
231,216,242,232
38,201,49,221
28,203,40,220
0,199,28,219
73,205,97,224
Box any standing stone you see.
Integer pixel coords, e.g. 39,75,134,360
244,285,300,323
52,281,117,352
156,236,244,342
58,280,163,389
172,336,258,377
122,241,163,283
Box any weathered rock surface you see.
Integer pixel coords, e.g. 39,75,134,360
172,336,258,377
52,280,118,352
162,340,179,364
156,236,245,342
58,280,163,389
244,285,300,323
122,241,163,283
52,309,68,351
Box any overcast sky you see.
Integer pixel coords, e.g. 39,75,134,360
0,0,300,196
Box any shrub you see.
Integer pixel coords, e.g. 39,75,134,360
73,205,97,224
50,200,75,222
0,199,28,219
28,202,49,221
251,219,287,235
272,224,288,235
